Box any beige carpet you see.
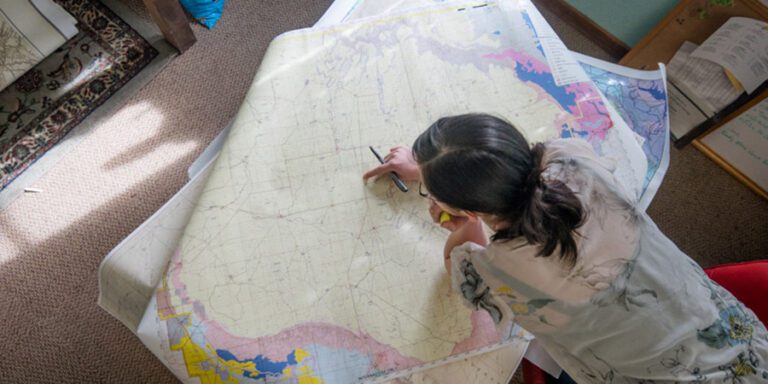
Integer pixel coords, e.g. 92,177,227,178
0,1,333,382
0,1,765,383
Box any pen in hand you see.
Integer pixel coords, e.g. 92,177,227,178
369,146,409,192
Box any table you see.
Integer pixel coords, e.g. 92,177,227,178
141,0,195,53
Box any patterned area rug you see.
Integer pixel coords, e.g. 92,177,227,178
0,0,157,190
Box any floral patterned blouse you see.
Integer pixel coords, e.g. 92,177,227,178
450,139,768,383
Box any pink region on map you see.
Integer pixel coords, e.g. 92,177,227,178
169,251,192,305
484,50,550,77
564,82,599,101
573,99,612,142
451,311,501,354
202,320,423,370
163,249,437,372
483,49,555,106
483,49,613,141
163,234,511,373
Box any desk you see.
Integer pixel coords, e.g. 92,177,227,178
618,0,768,191
141,0,195,53
619,0,768,70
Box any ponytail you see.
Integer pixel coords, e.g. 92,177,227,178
492,143,584,264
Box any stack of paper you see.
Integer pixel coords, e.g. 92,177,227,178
666,17,768,140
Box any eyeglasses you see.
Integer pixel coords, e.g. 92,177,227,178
418,182,431,199
419,182,461,216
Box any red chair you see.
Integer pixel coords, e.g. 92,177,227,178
521,260,768,384
522,358,548,384
703,260,768,324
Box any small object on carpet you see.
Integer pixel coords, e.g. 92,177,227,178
180,0,225,29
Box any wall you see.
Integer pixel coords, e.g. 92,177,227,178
564,0,679,46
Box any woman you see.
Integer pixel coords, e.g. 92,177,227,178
363,113,768,383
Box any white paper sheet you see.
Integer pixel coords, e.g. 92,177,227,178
519,1,589,86
30,0,78,39
570,52,670,210
317,0,589,87
700,96,768,192
667,81,711,140
668,41,742,112
97,159,214,332
691,17,768,94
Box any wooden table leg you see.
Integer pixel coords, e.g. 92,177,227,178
142,0,196,53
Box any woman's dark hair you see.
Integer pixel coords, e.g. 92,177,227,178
413,113,584,263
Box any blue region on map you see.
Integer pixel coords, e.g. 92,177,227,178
216,349,297,379
580,63,668,189
514,64,577,112
521,11,545,56
561,124,588,139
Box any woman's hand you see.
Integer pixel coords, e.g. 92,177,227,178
443,218,487,273
363,145,420,182
428,200,468,232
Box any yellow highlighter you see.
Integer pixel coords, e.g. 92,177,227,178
439,211,452,224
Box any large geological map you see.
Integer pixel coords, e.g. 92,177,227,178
126,1,664,383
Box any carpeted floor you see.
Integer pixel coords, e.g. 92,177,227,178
0,1,334,382
0,0,176,209
0,1,765,383
0,0,158,191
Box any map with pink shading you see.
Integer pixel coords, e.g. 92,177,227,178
483,49,613,147
153,249,502,383
136,2,647,383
